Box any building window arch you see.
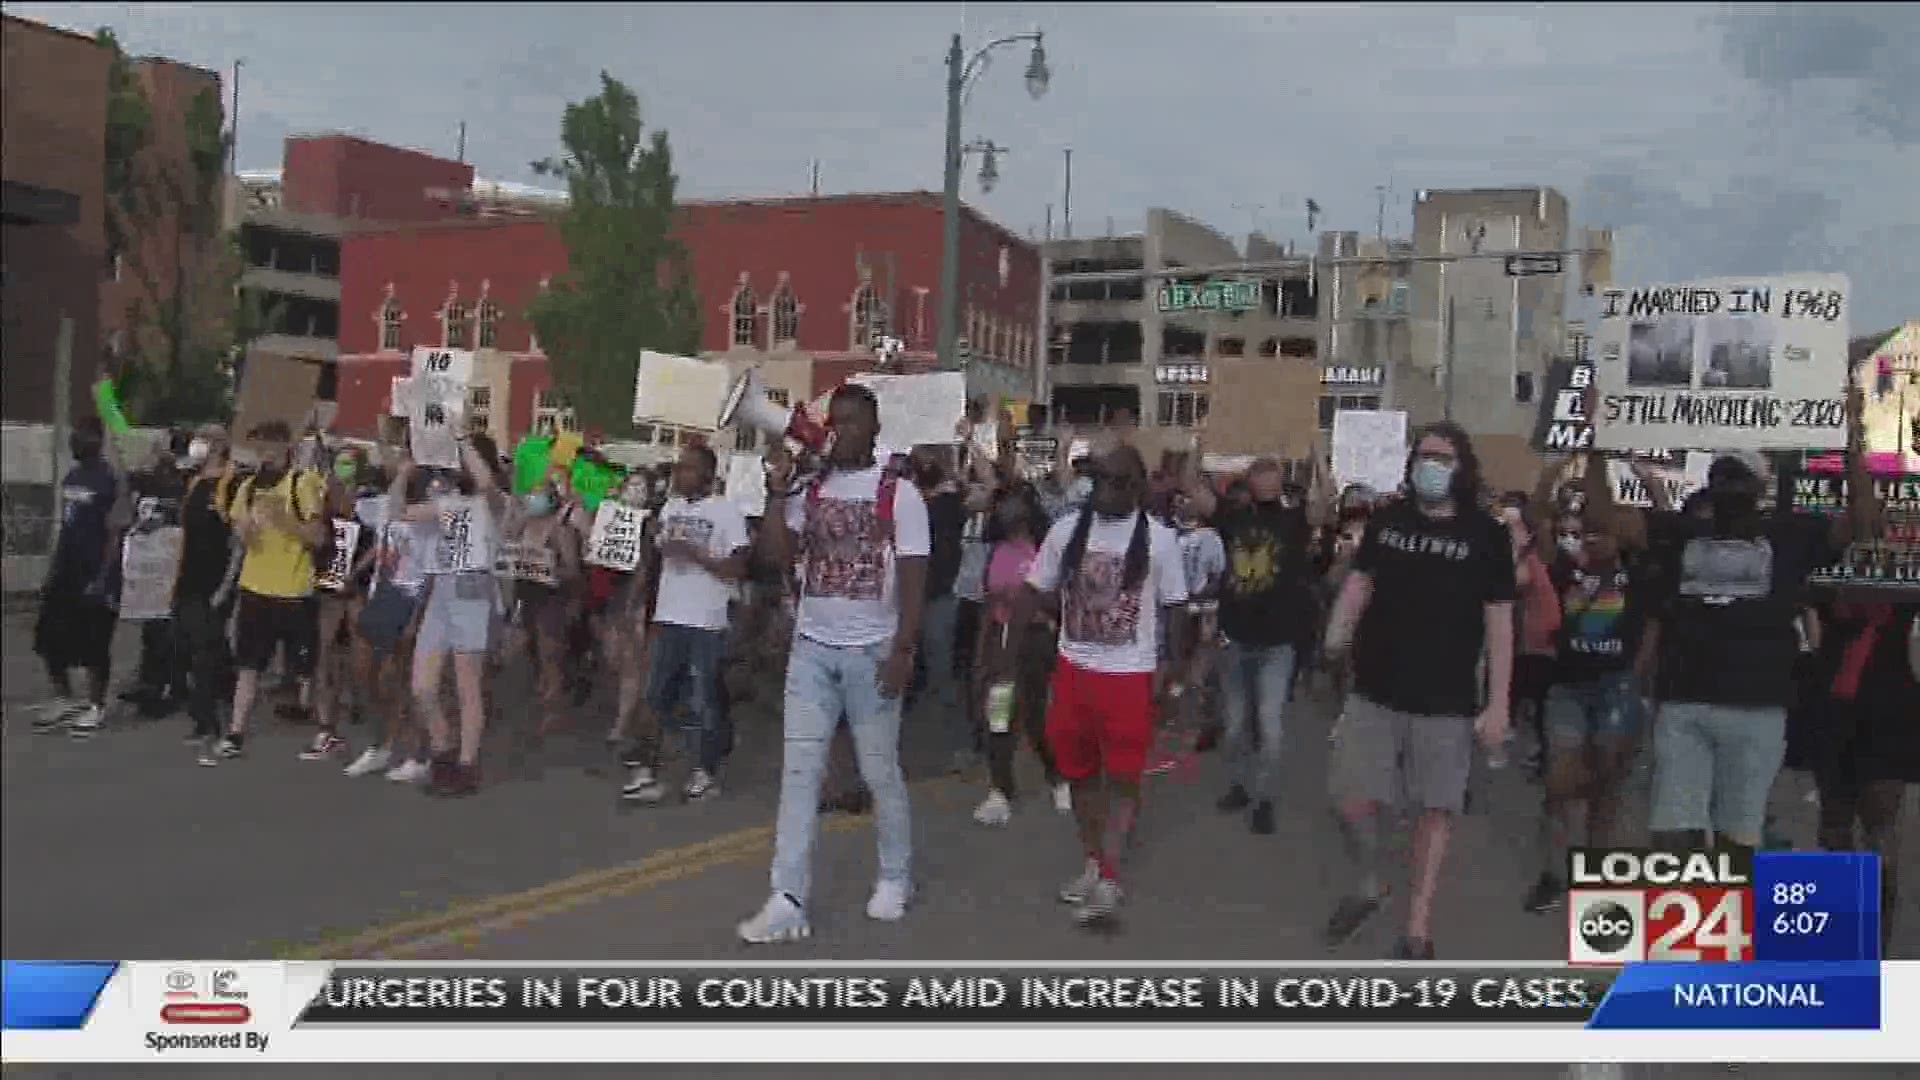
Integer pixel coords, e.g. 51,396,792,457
477,300,501,348
443,301,472,349
730,282,758,347
851,282,888,350
380,298,404,351
769,282,799,348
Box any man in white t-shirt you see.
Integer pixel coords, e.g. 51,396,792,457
738,384,930,944
621,443,749,806
1024,443,1189,928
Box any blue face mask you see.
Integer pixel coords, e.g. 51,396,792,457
1411,459,1454,502
525,492,555,517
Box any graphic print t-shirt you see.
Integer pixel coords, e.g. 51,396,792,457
653,494,749,631
1214,503,1313,646
1551,558,1646,684
1177,526,1227,607
1352,501,1517,717
1028,512,1188,675
786,464,931,648
374,515,434,597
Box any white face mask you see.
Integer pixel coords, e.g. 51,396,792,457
1557,535,1584,559
186,439,211,467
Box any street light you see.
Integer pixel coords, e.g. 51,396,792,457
940,29,1052,375
964,139,1006,194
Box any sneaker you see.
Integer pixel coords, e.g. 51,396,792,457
866,879,911,922
1075,876,1122,926
345,746,394,778
1323,894,1385,948
973,789,1013,827
1390,936,1436,960
196,741,220,768
683,768,720,801
621,766,665,804
33,699,78,733
1051,782,1073,814
299,731,347,761
1058,859,1101,905
386,758,432,784
1250,799,1276,835
216,735,244,759
434,762,480,797
737,892,811,944
1216,784,1252,812
66,704,105,739
1522,873,1566,915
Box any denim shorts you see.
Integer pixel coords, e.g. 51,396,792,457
1543,672,1641,749
1648,702,1788,844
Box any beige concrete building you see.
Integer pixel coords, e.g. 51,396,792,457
1317,230,1412,437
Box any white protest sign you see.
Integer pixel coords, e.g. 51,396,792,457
117,526,183,621
1331,410,1408,496
1201,454,1258,476
496,539,557,585
847,371,968,448
354,495,389,535
632,350,732,430
1603,452,1712,509
408,347,475,468
389,377,413,418
1592,273,1850,452
724,452,768,518
585,501,648,572
970,420,1000,462
1014,435,1059,482
316,519,361,591
435,499,486,573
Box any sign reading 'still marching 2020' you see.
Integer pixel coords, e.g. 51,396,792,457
1591,273,1849,453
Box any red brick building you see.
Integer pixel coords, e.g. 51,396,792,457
327,189,1043,445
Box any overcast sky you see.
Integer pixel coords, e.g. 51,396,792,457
14,2,1916,330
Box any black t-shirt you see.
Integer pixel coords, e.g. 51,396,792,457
175,472,233,601
1647,511,1836,708
1352,500,1517,717
1214,503,1313,646
1550,555,1648,684
50,458,121,592
924,489,964,602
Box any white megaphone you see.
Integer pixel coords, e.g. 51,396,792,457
718,368,831,456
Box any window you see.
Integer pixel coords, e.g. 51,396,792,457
1279,336,1317,359
533,391,578,437
1156,390,1209,427
633,423,656,444
1258,337,1279,358
380,299,403,351
466,384,493,436
770,284,798,347
1217,336,1245,358
1318,393,1381,431
110,252,123,282
731,285,758,347
1514,371,1535,404
443,302,471,349
851,283,887,349
477,301,501,348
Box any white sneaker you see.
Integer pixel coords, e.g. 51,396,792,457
32,698,76,733
1075,875,1123,925
1058,859,1100,904
386,758,432,784
345,746,394,778
1051,782,1073,814
622,766,665,804
737,893,811,944
683,768,719,801
972,789,1013,827
865,879,912,922
66,704,105,739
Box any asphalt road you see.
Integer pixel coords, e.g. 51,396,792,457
3,610,1915,1079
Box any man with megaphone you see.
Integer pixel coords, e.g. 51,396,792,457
736,382,931,945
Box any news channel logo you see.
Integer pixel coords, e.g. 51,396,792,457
1568,890,1647,965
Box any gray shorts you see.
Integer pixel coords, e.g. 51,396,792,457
414,572,497,657
1648,702,1786,845
1329,696,1476,813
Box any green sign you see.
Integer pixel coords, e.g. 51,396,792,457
1156,279,1261,314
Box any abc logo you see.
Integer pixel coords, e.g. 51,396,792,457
1577,900,1637,954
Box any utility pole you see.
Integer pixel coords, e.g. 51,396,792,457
228,59,244,175
1062,148,1072,239
1442,293,1457,424
456,121,466,163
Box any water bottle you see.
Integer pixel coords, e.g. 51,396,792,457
985,683,1015,735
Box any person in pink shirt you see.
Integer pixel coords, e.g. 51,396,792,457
971,482,1066,826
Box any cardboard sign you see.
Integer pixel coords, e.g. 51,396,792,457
233,350,324,454
585,501,648,572
316,519,361,591
434,499,486,574
1331,410,1408,495
724,452,767,518
847,371,968,448
632,350,731,429
118,526,183,622
496,539,557,585
1592,274,1850,452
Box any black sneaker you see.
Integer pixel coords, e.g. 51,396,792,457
1323,894,1385,948
1216,784,1251,813
1390,936,1436,960
1522,873,1566,914
1250,800,1276,835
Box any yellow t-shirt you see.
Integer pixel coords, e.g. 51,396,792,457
231,470,328,599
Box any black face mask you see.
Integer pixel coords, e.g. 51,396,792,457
1709,487,1757,521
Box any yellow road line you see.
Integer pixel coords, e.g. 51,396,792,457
285,775,972,960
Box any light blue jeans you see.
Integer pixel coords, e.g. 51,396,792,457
770,635,912,906
1649,701,1787,845
1220,640,1297,800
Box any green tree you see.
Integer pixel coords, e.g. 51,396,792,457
527,72,701,435
98,28,152,266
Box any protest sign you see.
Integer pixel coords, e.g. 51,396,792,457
435,498,486,574
316,519,361,592
1591,274,1850,452
354,496,389,535
234,350,323,454
1786,462,1920,593
118,527,183,622
633,350,732,430
389,377,412,418
969,420,1000,462
847,371,968,448
585,501,648,571
1014,435,1059,483
724,452,767,518
496,539,558,586
1602,453,1711,509
408,347,475,469
1331,410,1408,495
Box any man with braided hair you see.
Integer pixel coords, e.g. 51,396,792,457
1022,443,1189,927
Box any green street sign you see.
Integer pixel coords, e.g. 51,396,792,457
1157,279,1261,314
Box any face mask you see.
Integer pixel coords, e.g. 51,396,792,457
525,492,555,516
1557,535,1584,558
619,487,648,508
333,457,357,481
1710,487,1757,520
1067,476,1093,504
1410,459,1454,502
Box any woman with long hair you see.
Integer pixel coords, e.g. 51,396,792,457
344,461,435,781
971,480,1065,826
509,464,586,735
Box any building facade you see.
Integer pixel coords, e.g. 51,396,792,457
1316,230,1413,438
